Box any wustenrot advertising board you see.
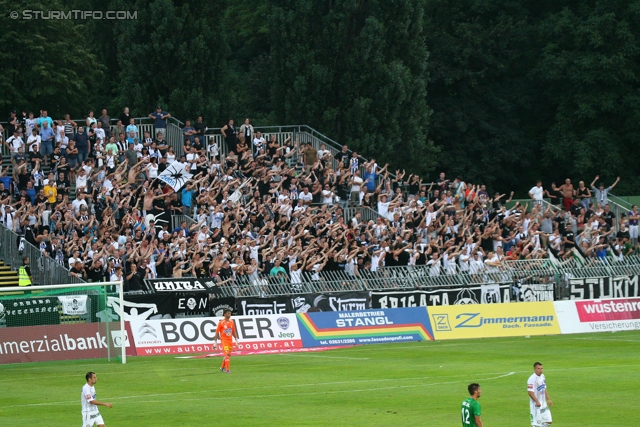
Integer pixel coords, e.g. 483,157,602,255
297,307,434,347
429,301,561,340
554,298,640,334
129,314,302,356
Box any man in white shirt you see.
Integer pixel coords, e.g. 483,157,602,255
322,184,334,204
5,130,24,153
527,362,553,427
529,180,544,205
299,187,313,205
27,129,41,153
95,122,106,143
350,170,363,204
81,372,112,427
377,194,390,218
252,131,266,155
72,193,89,214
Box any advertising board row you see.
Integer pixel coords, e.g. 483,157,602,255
2,298,639,364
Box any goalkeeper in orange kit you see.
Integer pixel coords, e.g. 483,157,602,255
213,309,240,373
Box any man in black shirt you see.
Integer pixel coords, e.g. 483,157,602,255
126,261,145,291
70,261,87,280
87,259,105,282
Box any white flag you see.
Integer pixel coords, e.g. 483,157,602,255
58,295,88,315
229,178,253,204
157,162,193,192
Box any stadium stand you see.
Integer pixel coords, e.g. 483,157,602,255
0,110,639,297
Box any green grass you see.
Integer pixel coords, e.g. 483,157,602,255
1,331,638,426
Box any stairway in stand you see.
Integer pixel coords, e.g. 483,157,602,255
0,261,19,288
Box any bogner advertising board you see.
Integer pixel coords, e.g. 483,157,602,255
129,314,302,356
554,298,640,334
297,307,434,347
429,301,561,340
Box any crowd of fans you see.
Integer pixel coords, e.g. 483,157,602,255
0,108,638,291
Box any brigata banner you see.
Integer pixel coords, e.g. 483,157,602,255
568,275,639,300
555,298,640,334
371,284,511,308
297,307,434,347
0,322,135,364
429,301,560,340
129,314,302,356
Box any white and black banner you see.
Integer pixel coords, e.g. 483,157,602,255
371,284,511,308
144,278,219,293
289,292,370,313
236,297,292,316
58,295,88,315
513,282,555,302
568,275,640,300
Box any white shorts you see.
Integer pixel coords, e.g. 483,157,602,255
83,411,104,427
530,403,552,426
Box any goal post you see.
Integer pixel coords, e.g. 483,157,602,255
0,281,126,365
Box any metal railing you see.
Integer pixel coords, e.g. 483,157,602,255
0,223,84,286
171,214,199,231
204,254,640,297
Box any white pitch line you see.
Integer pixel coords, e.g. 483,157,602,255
2,371,513,409
571,337,640,343
284,354,370,360
131,372,517,405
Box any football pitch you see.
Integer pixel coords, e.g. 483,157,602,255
1,331,638,426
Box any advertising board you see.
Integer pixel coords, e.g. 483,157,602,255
555,298,640,334
297,307,434,347
429,302,560,340
129,314,302,356
0,322,134,364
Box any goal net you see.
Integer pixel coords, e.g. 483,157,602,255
0,281,126,365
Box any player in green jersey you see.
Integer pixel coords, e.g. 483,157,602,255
461,383,483,427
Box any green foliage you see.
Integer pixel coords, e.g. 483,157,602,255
3,0,640,193
110,0,229,121
270,0,438,175
0,0,103,117
532,1,640,193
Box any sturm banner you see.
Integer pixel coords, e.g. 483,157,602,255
371,284,511,309
568,276,640,300
289,292,371,313
513,282,555,302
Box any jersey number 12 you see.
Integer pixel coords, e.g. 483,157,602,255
462,407,470,425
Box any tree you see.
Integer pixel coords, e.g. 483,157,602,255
0,0,103,117
532,1,640,193
269,0,438,175
424,0,537,193
112,0,230,123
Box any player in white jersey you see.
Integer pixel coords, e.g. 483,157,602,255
527,362,553,427
81,372,112,427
